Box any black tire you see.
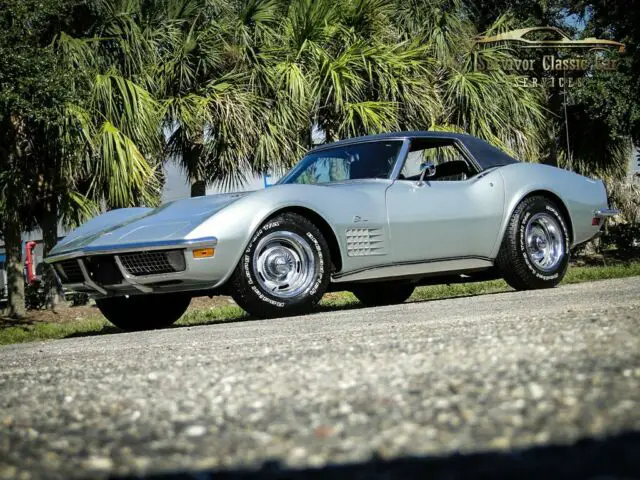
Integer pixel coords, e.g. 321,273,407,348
496,195,570,290
96,293,191,331
351,282,415,307
229,212,331,317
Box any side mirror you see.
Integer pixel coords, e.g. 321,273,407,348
416,162,436,186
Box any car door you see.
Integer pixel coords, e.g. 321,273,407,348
385,139,505,264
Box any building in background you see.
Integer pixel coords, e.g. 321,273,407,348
161,161,280,203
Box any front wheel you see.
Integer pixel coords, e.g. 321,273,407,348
96,294,191,331
351,282,415,307
229,213,331,317
496,195,570,290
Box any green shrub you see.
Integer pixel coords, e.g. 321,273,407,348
602,223,640,250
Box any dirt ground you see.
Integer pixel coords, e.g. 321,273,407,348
0,294,239,326
1,250,637,326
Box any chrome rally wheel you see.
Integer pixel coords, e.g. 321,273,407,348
229,213,331,317
253,231,316,299
496,195,570,290
524,212,565,272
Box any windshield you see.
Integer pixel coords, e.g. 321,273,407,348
280,140,403,185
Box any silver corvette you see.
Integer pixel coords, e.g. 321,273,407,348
46,131,617,330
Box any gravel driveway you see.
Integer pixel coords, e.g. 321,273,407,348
1,277,639,479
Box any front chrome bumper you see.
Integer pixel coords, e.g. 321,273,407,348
45,237,219,296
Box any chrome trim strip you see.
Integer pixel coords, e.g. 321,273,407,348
77,259,108,295
333,258,493,283
45,236,218,263
311,136,410,154
389,138,412,180
452,138,483,174
331,255,494,281
114,255,153,293
594,208,619,217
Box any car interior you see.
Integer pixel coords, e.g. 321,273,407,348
398,138,478,182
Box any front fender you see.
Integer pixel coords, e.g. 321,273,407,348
187,182,392,286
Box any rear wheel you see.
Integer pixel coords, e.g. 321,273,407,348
229,213,331,317
351,282,415,307
496,195,570,290
96,294,191,331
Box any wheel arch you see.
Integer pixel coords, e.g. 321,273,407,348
263,206,344,273
510,189,574,245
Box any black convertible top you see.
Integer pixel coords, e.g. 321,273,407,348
310,131,520,170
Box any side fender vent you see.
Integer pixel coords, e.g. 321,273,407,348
345,228,387,257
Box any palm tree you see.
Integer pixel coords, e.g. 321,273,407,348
266,0,436,143
129,0,304,195
34,3,166,308
254,0,547,158
394,0,548,161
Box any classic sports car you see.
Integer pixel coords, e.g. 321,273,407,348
475,26,626,53
46,131,617,330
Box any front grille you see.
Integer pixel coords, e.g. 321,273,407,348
56,260,84,283
119,250,185,276
84,256,123,285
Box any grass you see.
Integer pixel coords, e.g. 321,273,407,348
0,317,115,346
1,261,639,346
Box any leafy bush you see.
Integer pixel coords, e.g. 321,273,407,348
607,180,640,223
601,223,640,250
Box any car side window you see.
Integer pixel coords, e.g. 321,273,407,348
294,157,350,184
400,142,472,182
289,141,403,185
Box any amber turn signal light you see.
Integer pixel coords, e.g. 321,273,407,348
192,248,215,258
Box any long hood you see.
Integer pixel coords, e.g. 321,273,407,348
48,192,252,257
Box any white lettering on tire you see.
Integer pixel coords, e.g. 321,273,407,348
243,222,324,308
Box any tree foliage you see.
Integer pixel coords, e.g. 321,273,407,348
468,0,638,182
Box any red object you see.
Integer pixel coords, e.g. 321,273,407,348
592,217,601,226
25,241,38,285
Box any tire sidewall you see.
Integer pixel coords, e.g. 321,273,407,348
240,216,329,310
96,293,190,330
352,281,415,307
515,199,570,282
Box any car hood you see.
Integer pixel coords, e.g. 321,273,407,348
49,192,253,256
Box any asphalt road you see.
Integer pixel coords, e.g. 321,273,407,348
1,277,639,479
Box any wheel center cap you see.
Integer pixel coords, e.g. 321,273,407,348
536,236,547,249
270,252,294,275
274,256,289,272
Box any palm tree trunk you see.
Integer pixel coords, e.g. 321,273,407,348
41,196,64,310
4,219,25,318
184,141,206,197
190,178,206,197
